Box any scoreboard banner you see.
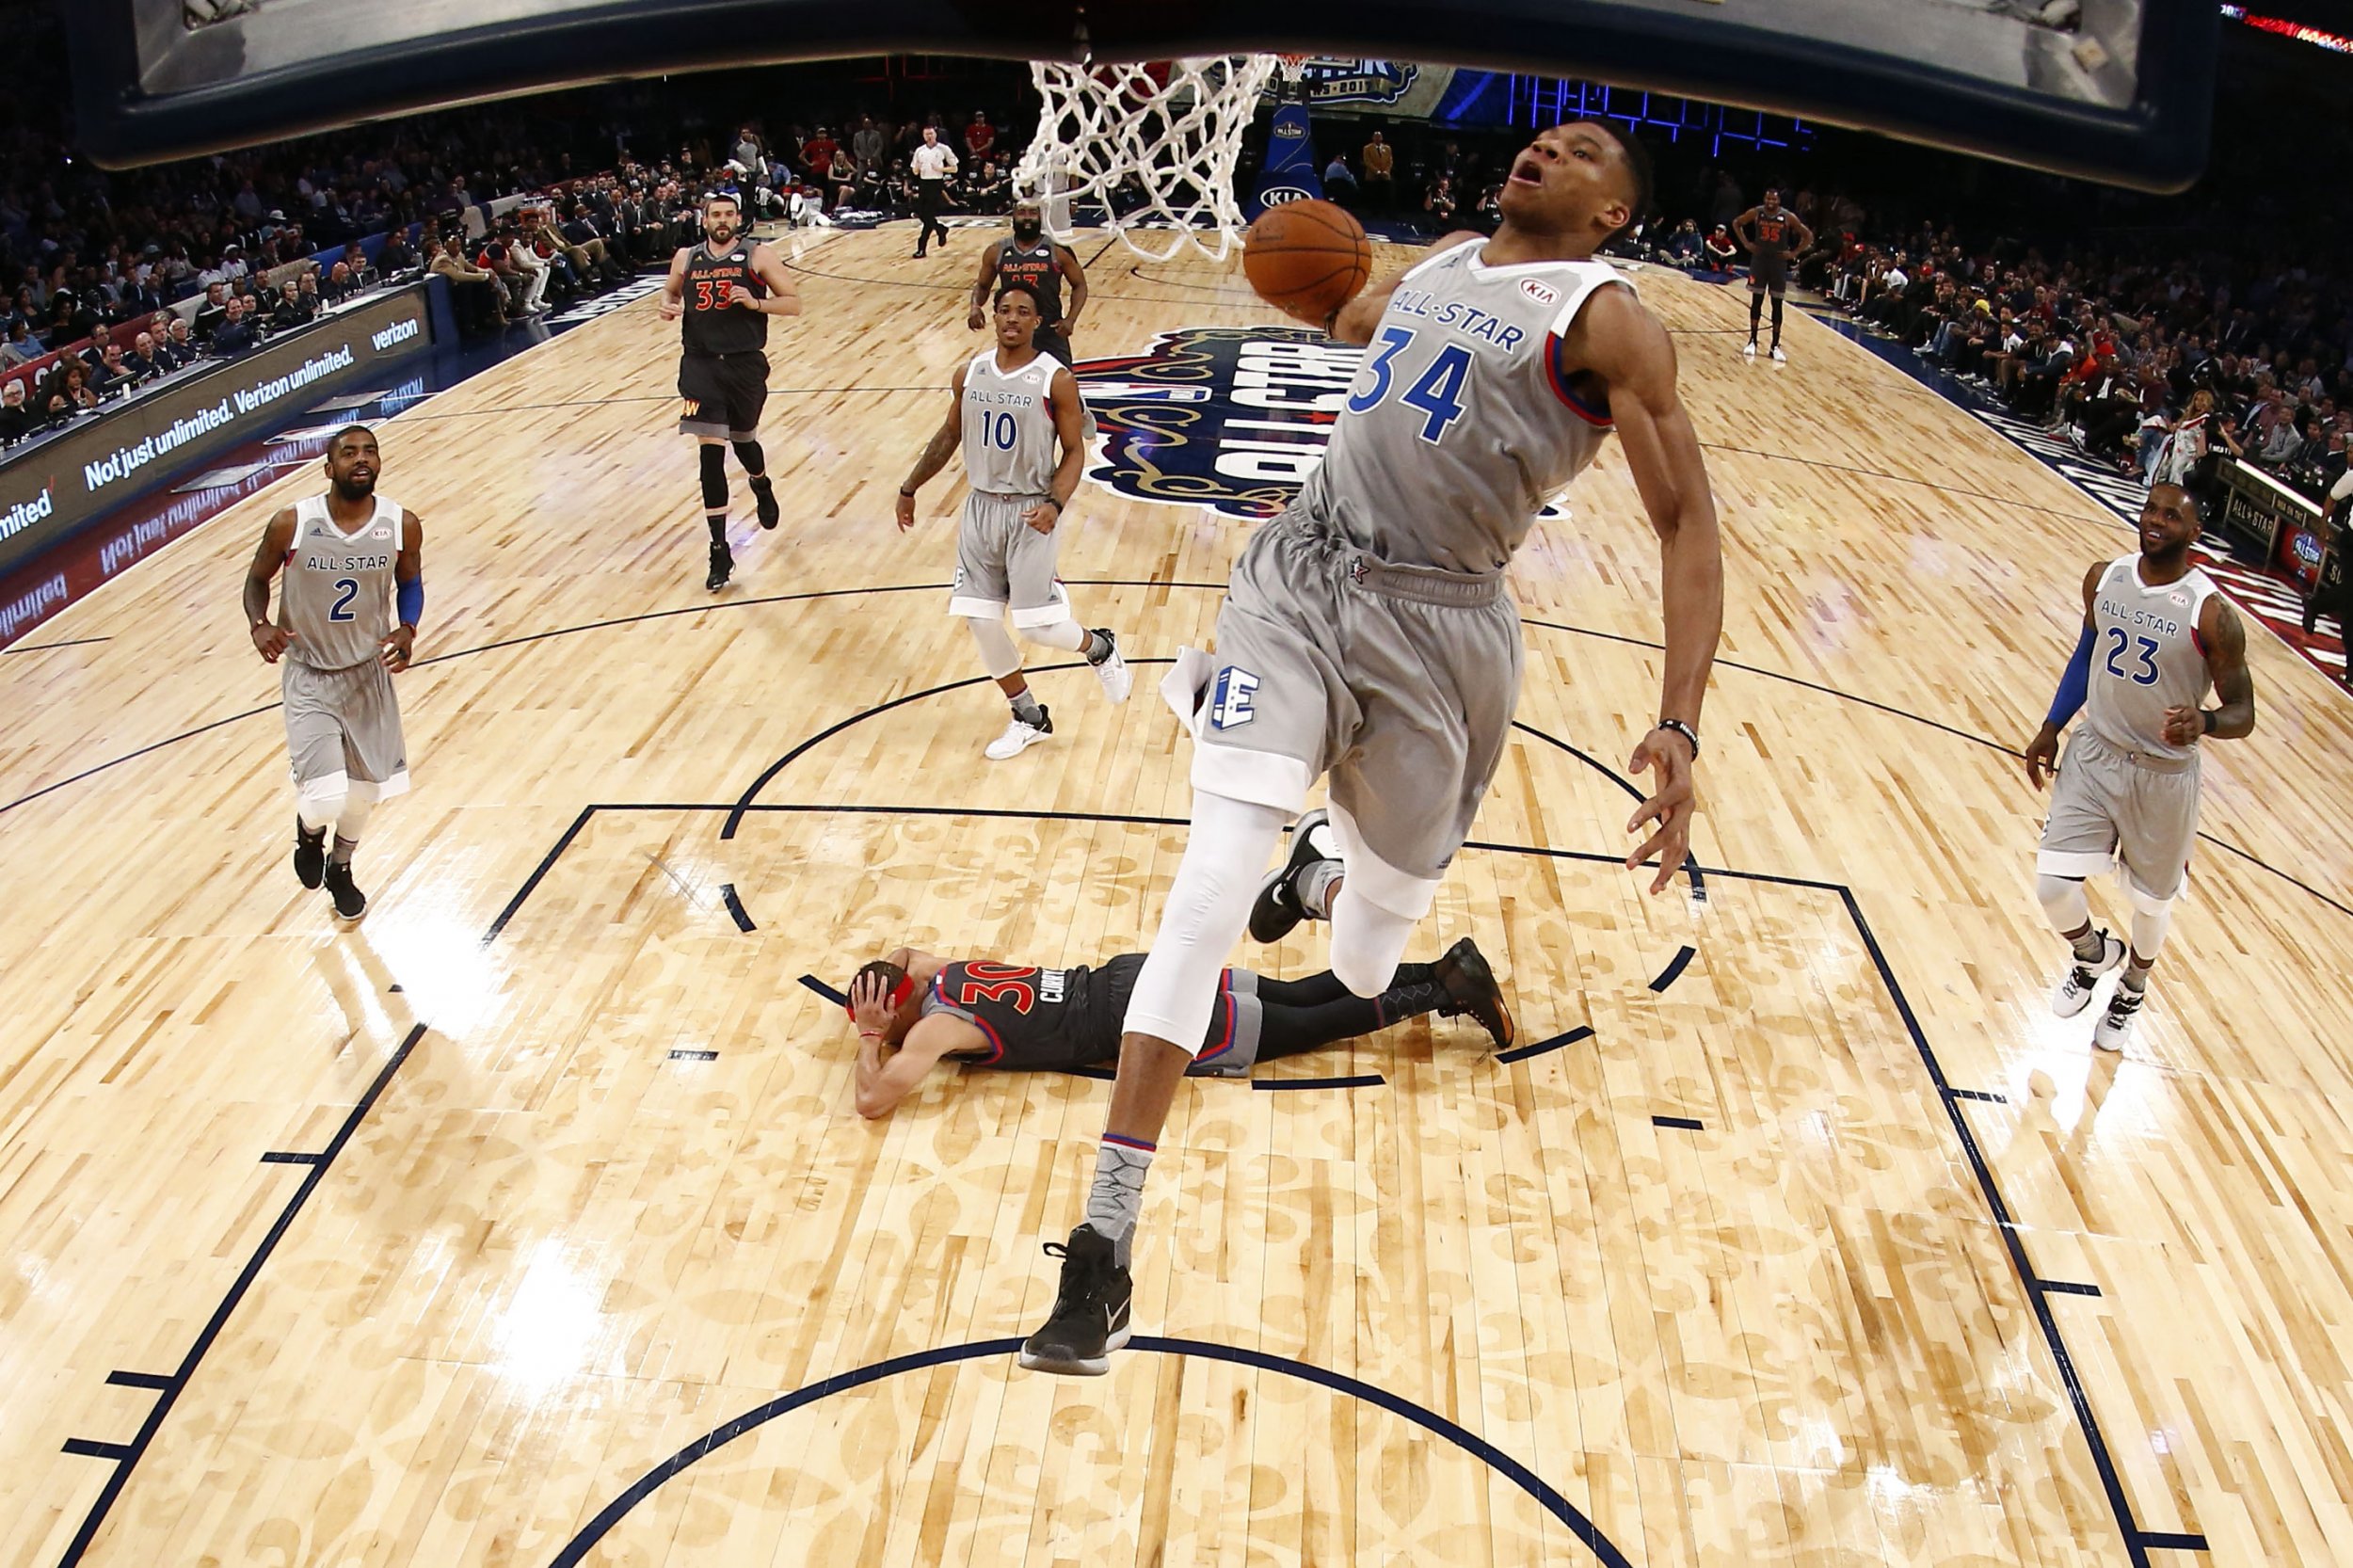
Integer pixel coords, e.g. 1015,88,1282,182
1281,59,1458,119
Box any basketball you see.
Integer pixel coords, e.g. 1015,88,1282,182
1243,199,1371,327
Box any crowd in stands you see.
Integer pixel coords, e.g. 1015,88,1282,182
708,111,1029,223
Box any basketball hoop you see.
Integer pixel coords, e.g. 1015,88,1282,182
1015,55,1284,263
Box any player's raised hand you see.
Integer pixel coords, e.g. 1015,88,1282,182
2161,705,2203,746
250,621,294,664
847,971,891,1037
2023,722,2061,790
379,626,415,673
1625,726,1697,895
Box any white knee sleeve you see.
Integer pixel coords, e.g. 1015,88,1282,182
296,771,349,833
2129,900,2173,963
965,616,1022,680
1329,884,1420,998
2035,872,2090,932
1018,618,1088,653
1323,803,1441,997
336,779,380,842
1124,791,1289,1054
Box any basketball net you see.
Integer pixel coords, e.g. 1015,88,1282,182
1016,55,1302,263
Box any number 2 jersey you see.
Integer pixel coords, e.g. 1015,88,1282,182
2085,553,2219,764
1304,237,1626,576
919,956,1260,1074
280,492,407,671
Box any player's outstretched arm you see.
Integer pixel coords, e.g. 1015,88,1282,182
746,244,803,316
243,507,297,663
1576,284,1723,892
659,247,689,319
966,245,1000,328
896,364,968,530
2025,563,2105,789
1326,229,1484,345
2169,596,2256,744
852,1016,976,1118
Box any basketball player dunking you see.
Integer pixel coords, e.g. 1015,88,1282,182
967,199,1089,370
898,280,1129,759
1021,120,1724,1375
2025,483,2255,1049
659,191,801,591
837,934,1511,1117
1733,188,1812,362
241,426,422,920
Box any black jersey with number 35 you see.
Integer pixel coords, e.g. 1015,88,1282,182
920,960,1107,1071
680,241,768,357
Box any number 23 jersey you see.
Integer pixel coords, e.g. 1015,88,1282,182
2085,553,2218,763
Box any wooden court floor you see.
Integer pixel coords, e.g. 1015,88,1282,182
3,226,2352,1567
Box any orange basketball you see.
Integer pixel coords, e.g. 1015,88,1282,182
1243,200,1371,328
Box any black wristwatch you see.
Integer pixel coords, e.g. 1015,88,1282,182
1655,718,1701,758
2200,709,2217,736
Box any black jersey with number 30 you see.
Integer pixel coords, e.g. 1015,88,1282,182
680,241,768,357
920,960,1104,1071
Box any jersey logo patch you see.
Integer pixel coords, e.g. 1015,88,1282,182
1074,325,1575,525
1209,666,1259,729
370,526,392,540
1520,279,1561,306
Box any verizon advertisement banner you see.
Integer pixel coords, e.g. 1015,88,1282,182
0,284,432,574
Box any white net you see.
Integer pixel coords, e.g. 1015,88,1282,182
1015,56,1290,262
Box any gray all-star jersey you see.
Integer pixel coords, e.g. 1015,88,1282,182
1305,238,1628,575
962,347,1064,497
2085,553,2219,763
280,492,406,671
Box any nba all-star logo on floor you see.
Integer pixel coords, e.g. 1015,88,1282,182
1075,327,1358,520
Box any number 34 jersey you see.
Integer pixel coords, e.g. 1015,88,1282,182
1305,238,1628,577
280,492,407,672
2085,553,2219,764
919,960,1107,1072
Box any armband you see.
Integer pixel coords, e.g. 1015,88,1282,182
2045,625,2093,728
396,576,424,629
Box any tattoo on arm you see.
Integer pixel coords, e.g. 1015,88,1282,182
2207,601,2256,738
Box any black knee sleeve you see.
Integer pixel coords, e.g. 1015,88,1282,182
732,440,766,480
698,443,728,511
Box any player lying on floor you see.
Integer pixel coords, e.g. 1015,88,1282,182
840,938,1514,1117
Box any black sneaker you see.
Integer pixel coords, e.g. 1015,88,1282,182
1434,936,1515,1049
1248,808,1333,944
1018,1225,1133,1376
706,540,734,592
753,480,779,531
322,857,368,920
293,822,327,889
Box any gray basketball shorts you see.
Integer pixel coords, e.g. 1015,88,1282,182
2036,728,2199,905
948,490,1071,628
1173,505,1524,891
281,656,410,796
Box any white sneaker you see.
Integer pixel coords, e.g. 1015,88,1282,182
1770,344,1787,363
984,706,1053,760
2092,983,2144,1051
2050,933,2125,1017
1089,630,1132,704
1742,341,1757,360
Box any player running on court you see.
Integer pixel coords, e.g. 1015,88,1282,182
660,190,801,592
836,930,1513,1118
967,198,1090,370
1020,120,1725,1375
1733,187,1812,362
2024,482,2255,1050
898,280,1129,760
242,426,423,920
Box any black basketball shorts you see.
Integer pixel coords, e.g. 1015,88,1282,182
678,350,769,440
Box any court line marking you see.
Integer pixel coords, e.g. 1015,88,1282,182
3,587,2336,924
718,882,757,931
49,797,2191,1568
540,1335,1640,1568
0,635,110,655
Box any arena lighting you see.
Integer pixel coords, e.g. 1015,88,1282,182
2219,3,2353,53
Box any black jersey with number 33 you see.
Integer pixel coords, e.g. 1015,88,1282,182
680,241,768,357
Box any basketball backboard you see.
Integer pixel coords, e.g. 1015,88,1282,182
69,0,2215,188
